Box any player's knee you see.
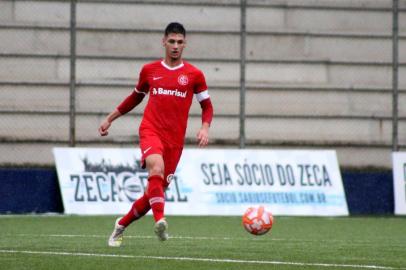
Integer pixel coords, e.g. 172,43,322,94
149,164,164,177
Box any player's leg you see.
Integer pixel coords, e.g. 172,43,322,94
151,146,184,241
146,153,165,222
119,194,151,227
108,132,162,247
138,132,168,241
145,153,168,241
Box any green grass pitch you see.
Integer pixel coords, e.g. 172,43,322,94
0,215,405,270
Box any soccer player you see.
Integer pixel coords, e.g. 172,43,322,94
98,22,214,246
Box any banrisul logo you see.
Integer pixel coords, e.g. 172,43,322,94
152,87,187,98
69,156,187,203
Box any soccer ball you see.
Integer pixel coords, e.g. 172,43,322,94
242,206,274,235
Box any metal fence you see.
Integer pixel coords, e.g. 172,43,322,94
0,0,405,167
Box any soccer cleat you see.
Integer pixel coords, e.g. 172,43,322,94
154,218,168,241
108,217,125,247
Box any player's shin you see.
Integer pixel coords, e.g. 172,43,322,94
147,175,165,222
119,194,151,227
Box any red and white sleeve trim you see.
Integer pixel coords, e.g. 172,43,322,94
195,90,210,102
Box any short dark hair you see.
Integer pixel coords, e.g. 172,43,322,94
164,22,186,37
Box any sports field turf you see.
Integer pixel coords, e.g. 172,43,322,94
0,215,405,270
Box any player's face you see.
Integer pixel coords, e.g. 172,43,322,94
163,33,186,61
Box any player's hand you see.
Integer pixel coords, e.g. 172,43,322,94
98,109,122,137
98,119,111,136
197,123,210,147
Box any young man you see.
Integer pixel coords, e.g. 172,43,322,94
98,22,213,246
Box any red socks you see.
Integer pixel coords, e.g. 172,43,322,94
118,193,150,227
118,175,165,227
147,175,165,222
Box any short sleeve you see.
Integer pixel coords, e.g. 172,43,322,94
135,66,150,94
194,70,208,94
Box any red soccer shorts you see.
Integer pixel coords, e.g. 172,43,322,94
139,129,183,187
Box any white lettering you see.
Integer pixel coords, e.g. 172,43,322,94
153,87,187,98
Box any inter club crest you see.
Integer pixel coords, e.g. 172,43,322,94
177,74,188,86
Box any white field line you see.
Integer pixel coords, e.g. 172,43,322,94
0,249,404,270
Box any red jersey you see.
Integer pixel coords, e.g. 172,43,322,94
135,60,209,147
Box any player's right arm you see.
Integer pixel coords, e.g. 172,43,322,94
98,66,149,137
98,89,146,136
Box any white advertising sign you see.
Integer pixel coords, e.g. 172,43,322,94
53,148,348,216
392,152,406,215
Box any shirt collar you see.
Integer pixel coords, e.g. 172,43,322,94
161,60,184,71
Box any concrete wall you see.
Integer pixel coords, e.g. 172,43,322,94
3,27,406,62
2,55,405,87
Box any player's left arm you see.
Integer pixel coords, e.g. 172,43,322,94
197,97,213,147
194,71,213,147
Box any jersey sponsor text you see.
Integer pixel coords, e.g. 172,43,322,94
152,87,187,98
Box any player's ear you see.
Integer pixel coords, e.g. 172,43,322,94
162,36,166,47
